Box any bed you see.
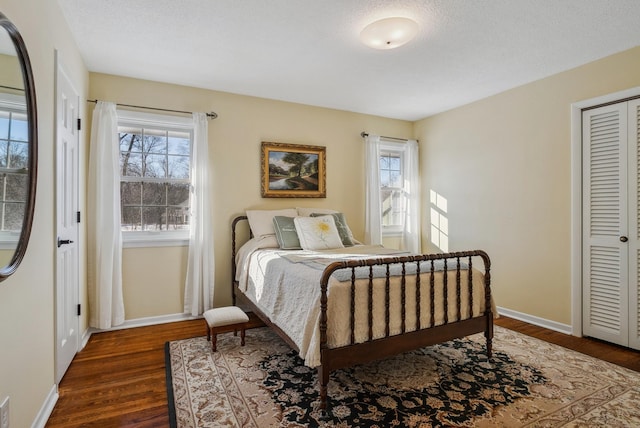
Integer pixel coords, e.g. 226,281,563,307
231,209,494,409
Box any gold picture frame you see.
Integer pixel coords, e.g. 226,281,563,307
261,141,326,198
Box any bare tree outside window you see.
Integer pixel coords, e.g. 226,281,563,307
118,124,191,232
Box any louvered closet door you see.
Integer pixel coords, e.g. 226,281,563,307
582,103,630,347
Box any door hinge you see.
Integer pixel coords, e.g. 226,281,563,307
77,118,81,131
77,304,81,316
76,211,81,223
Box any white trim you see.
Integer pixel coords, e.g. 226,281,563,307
0,231,19,248
497,306,573,335
570,86,640,337
570,102,583,337
88,312,201,333
117,108,192,129
123,235,189,248
0,92,26,111
31,385,58,428
80,327,92,351
381,228,403,237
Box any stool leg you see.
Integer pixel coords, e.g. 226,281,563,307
206,323,211,341
240,329,246,346
212,333,217,352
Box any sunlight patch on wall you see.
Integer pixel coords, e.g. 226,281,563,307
430,189,448,252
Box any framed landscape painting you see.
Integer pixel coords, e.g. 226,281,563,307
261,141,326,198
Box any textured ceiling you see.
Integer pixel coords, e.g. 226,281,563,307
57,0,640,121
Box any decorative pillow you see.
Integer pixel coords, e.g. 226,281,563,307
246,208,297,238
272,216,302,250
310,212,355,246
294,215,344,251
296,207,337,217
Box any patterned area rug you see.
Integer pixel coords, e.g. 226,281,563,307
166,326,640,427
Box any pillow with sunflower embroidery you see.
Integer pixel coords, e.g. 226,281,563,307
310,212,355,246
293,215,344,251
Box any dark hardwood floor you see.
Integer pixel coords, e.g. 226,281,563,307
45,319,204,428
494,316,640,372
45,316,640,427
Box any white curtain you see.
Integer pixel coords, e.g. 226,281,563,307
364,134,382,245
184,112,215,316
402,139,421,253
87,101,124,329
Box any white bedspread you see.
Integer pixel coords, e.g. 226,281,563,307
235,237,491,367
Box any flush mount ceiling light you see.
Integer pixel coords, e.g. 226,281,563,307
360,17,419,50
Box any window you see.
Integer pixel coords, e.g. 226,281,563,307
117,110,193,246
0,94,28,248
379,143,406,235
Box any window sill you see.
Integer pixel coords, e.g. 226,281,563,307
382,228,403,237
123,232,189,248
0,232,19,249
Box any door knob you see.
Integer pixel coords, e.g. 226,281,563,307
57,238,74,248
620,236,628,243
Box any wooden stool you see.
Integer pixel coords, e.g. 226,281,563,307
203,306,250,352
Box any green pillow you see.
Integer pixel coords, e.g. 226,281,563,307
310,212,355,246
272,216,302,249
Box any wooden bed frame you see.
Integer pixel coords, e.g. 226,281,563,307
231,215,494,410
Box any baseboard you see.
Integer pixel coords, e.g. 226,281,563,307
88,312,202,334
497,306,573,335
80,328,91,350
31,384,58,428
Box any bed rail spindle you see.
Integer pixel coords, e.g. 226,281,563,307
482,252,493,358
468,256,474,319
429,260,435,328
385,264,390,337
415,261,421,330
350,267,356,345
401,262,406,334
368,266,374,341
443,258,449,324
456,257,462,322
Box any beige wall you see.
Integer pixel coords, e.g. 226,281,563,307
0,53,21,89
88,72,413,316
122,247,188,319
0,0,89,426
415,46,640,325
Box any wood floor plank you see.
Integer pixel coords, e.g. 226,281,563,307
45,316,640,427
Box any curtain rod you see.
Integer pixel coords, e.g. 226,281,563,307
87,99,218,119
360,131,417,143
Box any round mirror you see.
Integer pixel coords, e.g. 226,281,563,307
0,12,37,281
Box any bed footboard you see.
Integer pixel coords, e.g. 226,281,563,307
317,251,493,409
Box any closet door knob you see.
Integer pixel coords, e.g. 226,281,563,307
620,236,628,242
